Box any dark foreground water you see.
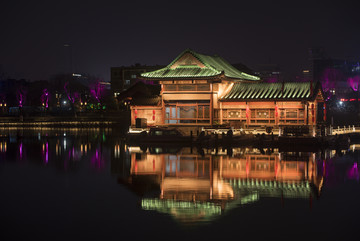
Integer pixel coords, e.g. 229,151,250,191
0,128,359,241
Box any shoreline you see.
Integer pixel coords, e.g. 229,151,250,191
0,111,131,128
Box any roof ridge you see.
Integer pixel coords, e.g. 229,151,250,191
141,49,260,80
166,49,194,69
162,49,220,73
192,51,221,73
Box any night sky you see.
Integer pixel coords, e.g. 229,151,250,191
1,0,359,82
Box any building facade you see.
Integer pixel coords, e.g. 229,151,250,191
130,49,324,128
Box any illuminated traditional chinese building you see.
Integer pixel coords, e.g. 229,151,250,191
131,49,325,129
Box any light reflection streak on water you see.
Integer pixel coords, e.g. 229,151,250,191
19,142,23,160
0,141,7,152
42,142,49,164
114,144,121,158
348,162,359,181
46,142,49,163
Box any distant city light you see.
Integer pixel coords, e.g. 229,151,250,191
339,101,343,105
340,98,360,102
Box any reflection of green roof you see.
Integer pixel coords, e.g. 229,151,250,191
228,179,314,199
141,194,259,224
140,179,321,224
141,199,221,223
141,49,260,81
221,81,321,101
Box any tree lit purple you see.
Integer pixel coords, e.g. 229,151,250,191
17,89,25,107
64,82,80,103
41,88,49,108
347,75,360,92
90,81,104,103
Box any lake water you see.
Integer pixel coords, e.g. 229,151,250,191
0,128,359,241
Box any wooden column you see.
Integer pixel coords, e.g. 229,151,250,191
210,82,213,126
162,99,165,125
305,103,308,125
311,102,315,125
246,102,250,127
210,155,213,200
160,82,165,125
219,102,223,124
314,101,317,124
275,101,278,126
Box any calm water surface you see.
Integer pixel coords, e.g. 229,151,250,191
0,128,359,241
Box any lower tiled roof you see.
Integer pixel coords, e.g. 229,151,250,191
221,82,321,101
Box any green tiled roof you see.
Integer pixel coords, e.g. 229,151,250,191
221,82,321,101
141,49,260,81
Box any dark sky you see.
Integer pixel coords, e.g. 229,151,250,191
1,0,359,82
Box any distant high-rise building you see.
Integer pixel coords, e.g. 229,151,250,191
302,69,312,81
254,63,282,82
110,64,165,95
307,47,328,81
308,47,360,99
308,47,327,62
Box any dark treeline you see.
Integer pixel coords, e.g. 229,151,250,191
0,74,118,117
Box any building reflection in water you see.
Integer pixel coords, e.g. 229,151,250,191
120,146,326,224
1,127,359,225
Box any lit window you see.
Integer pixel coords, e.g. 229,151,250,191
299,109,305,118
286,110,297,118
125,79,130,85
